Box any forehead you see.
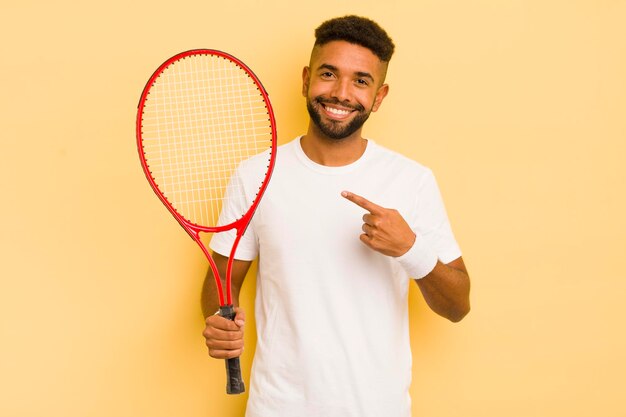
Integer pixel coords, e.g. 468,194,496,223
310,40,386,80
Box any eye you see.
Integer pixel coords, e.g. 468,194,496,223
356,78,369,86
320,71,334,79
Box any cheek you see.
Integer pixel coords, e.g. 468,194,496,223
306,81,326,99
357,92,378,111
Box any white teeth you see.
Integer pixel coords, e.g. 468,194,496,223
326,106,350,116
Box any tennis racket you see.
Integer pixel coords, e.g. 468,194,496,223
136,49,277,394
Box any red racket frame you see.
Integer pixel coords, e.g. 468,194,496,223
136,49,277,307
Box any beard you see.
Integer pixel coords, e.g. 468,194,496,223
306,96,371,140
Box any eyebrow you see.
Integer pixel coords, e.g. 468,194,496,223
317,64,376,83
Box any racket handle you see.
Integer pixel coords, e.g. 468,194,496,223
219,304,246,395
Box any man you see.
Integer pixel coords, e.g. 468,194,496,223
202,15,470,417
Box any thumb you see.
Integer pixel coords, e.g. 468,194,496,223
234,306,246,327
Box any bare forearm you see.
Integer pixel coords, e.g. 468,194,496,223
201,253,251,318
201,271,225,318
416,257,470,322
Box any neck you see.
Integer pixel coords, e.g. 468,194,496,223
301,126,367,167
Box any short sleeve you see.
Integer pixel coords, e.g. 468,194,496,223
413,170,462,264
209,167,260,261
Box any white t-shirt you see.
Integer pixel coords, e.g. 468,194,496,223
210,137,461,417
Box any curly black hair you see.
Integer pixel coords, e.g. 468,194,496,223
314,15,395,62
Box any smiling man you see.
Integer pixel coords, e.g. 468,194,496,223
303,41,388,141
202,15,471,417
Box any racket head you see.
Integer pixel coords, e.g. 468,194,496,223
136,49,277,238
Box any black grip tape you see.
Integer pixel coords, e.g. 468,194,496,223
219,304,245,394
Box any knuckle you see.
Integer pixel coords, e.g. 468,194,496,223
230,341,244,350
209,350,224,359
226,350,240,359
226,331,241,341
205,335,217,346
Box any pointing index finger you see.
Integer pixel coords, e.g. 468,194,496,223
341,191,383,213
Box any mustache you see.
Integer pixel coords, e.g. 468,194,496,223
315,97,365,112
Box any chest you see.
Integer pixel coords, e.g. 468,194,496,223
251,162,417,254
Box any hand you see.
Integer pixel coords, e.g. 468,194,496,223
202,307,245,359
342,191,416,257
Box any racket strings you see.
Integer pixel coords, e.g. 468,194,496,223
140,53,273,227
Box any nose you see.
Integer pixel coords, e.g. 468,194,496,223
330,78,350,103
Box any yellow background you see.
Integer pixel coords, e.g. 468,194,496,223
1,1,625,416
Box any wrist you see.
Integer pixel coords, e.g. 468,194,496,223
394,234,438,279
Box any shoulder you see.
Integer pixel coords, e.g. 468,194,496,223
366,140,434,180
236,137,300,183
238,137,298,171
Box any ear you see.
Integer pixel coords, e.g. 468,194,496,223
301,66,311,97
371,84,389,112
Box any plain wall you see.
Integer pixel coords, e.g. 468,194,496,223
1,1,625,416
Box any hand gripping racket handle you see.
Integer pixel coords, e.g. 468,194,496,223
219,305,246,394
